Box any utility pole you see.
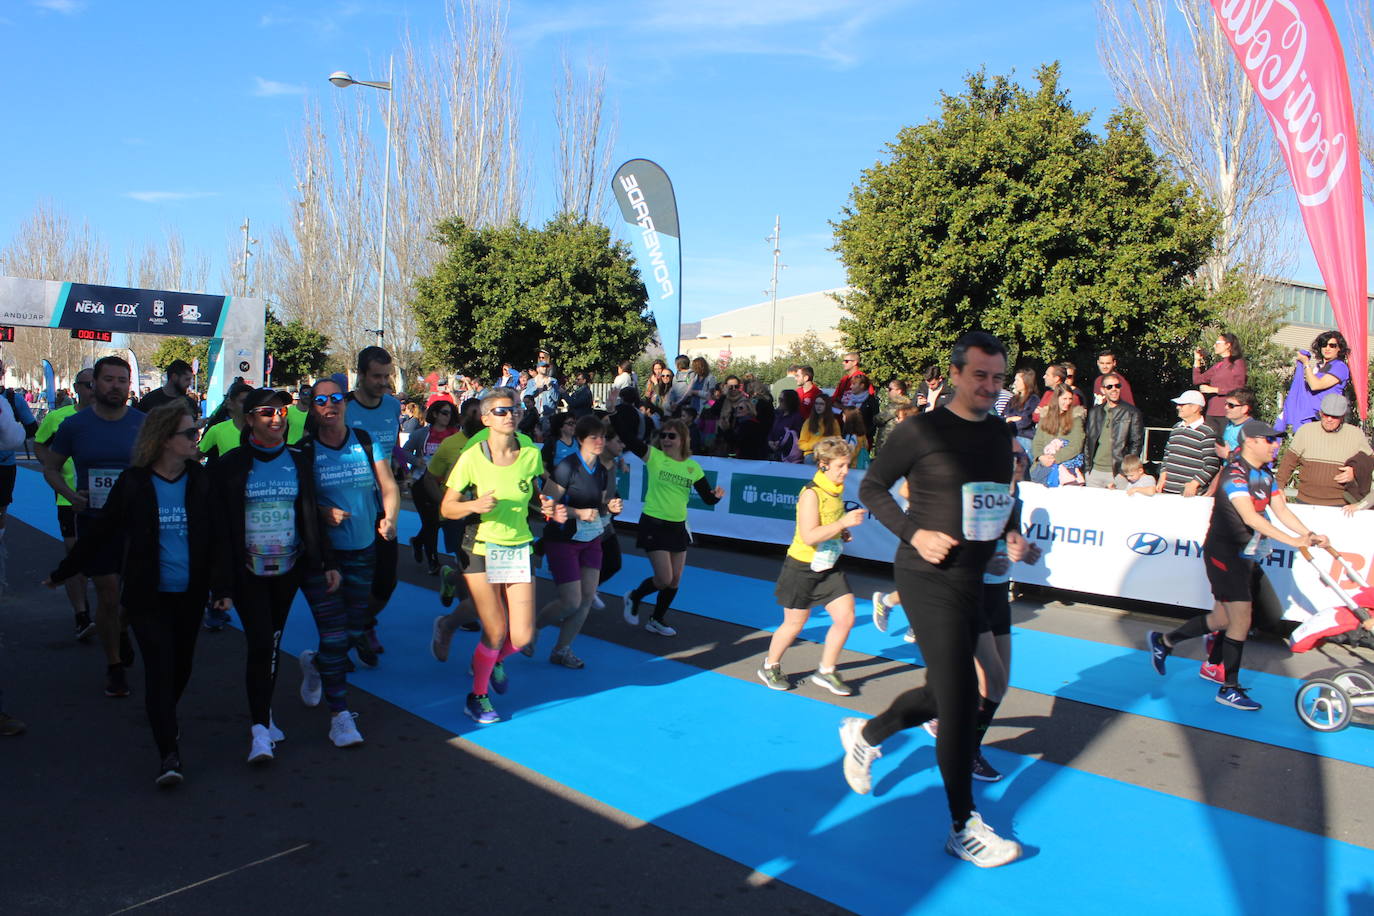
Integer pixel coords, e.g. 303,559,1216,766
766,215,785,360
239,217,259,296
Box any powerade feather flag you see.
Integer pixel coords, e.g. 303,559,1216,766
612,159,682,360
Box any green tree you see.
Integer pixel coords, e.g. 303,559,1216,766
149,337,210,390
411,214,655,378
265,309,330,386
833,65,1223,423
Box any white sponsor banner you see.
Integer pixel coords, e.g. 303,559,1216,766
614,458,1374,613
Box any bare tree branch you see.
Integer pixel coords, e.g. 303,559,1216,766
554,51,617,223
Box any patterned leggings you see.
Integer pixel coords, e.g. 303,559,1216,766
301,546,375,713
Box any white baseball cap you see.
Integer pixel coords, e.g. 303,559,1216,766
1171,390,1206,407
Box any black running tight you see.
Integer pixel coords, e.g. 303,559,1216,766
129,592,203,758
234,569,301,727
862,568,982,828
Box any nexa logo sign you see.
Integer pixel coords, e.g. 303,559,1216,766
1127,532,1169,556
73,299,104,314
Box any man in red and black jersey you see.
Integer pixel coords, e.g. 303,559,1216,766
1147,419,1328,710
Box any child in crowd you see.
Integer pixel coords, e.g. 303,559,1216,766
758,437,867,696
1113,454,1156,494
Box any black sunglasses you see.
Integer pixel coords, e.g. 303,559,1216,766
1102,383,1121,390
313,392,345,406
660,432,679,440
487,405,522,417
171,428,199,441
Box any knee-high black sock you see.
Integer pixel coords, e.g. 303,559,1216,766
1220,637,1246,687
1167,614,1212,645
629,577,657,604
1207,632,1224,664
974,696,1001,751
652,587,679,622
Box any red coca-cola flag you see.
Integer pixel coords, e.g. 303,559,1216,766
1210,0,1368,415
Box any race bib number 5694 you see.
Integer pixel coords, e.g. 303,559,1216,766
961,482,1013,541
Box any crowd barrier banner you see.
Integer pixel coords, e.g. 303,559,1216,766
615,456,1374,613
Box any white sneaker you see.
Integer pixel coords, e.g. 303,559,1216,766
299,650,323,707
645,619,677,637
838,717,881,795
623,588,641,625
872,591,890,632
946,812,1022,868
329,711,364,748
267,718,286,743
590,592,606,611
247,724,274,765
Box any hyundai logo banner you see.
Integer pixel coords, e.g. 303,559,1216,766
55,282,227,337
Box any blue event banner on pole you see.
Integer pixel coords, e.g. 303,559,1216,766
612,159,682,360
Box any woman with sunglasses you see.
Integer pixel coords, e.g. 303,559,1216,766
291,378,398,745
441,390,563,724
47,404,211,786
622,418,725,637
1278,330,1352,433
209,389,341,763
405,400,459,575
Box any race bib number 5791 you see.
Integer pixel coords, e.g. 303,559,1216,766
961,482,1013,541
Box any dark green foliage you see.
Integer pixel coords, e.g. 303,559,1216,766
833,65,1225,424
264,310,330,386
411,214,656,379
149,337,210,390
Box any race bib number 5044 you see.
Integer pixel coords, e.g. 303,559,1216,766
961,482,1013,541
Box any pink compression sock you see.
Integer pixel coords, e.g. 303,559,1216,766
471,643,500,694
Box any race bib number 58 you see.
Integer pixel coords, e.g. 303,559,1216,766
961,482,1013,541
88,467,120,510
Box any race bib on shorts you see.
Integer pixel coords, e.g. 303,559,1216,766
88,468,120,510
961,482,1014,541
574,516,605,542
485,543,532,584
246,499,299,576
811,538,842,572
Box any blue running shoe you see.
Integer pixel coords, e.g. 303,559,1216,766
465,693,500,725
1147,631,1171,676
1215,685,1261,710
490,661,508,695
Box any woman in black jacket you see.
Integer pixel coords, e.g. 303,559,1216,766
209,389,340,766
46,404,210,787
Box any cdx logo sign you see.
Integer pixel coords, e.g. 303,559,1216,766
1127,532,1169,556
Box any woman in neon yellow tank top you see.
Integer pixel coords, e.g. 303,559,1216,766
622,418,725,637
757,437,867,695
441,389,565,725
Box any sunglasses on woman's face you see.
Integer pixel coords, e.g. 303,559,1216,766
313,392,345,406
251,406,288,418
660,432,679,441
1323,341,1340,348
171,428,199,441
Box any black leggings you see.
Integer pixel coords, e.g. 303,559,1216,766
411,477,442,564
235,568,301,727
129,592,203,758
862,567,982,827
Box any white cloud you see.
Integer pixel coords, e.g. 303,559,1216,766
124,191,220,204
253,76,307,98
31,0,84,13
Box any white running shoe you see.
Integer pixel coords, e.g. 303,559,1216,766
590,592,606,611
838,717,882,795
267,718,286,743
872,591,890,633
645,619,677,637
946,812,1022,868
329,711,364,748
623,588,641,625
299,650,323,707
247,724,274,765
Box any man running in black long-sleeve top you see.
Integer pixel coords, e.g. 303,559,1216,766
840,331,1037,868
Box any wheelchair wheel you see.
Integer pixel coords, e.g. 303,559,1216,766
1294,678,1353,732
1332,667,1374,698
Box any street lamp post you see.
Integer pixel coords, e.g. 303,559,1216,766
329,57,393,347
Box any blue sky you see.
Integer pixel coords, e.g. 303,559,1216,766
0,0,1338,325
